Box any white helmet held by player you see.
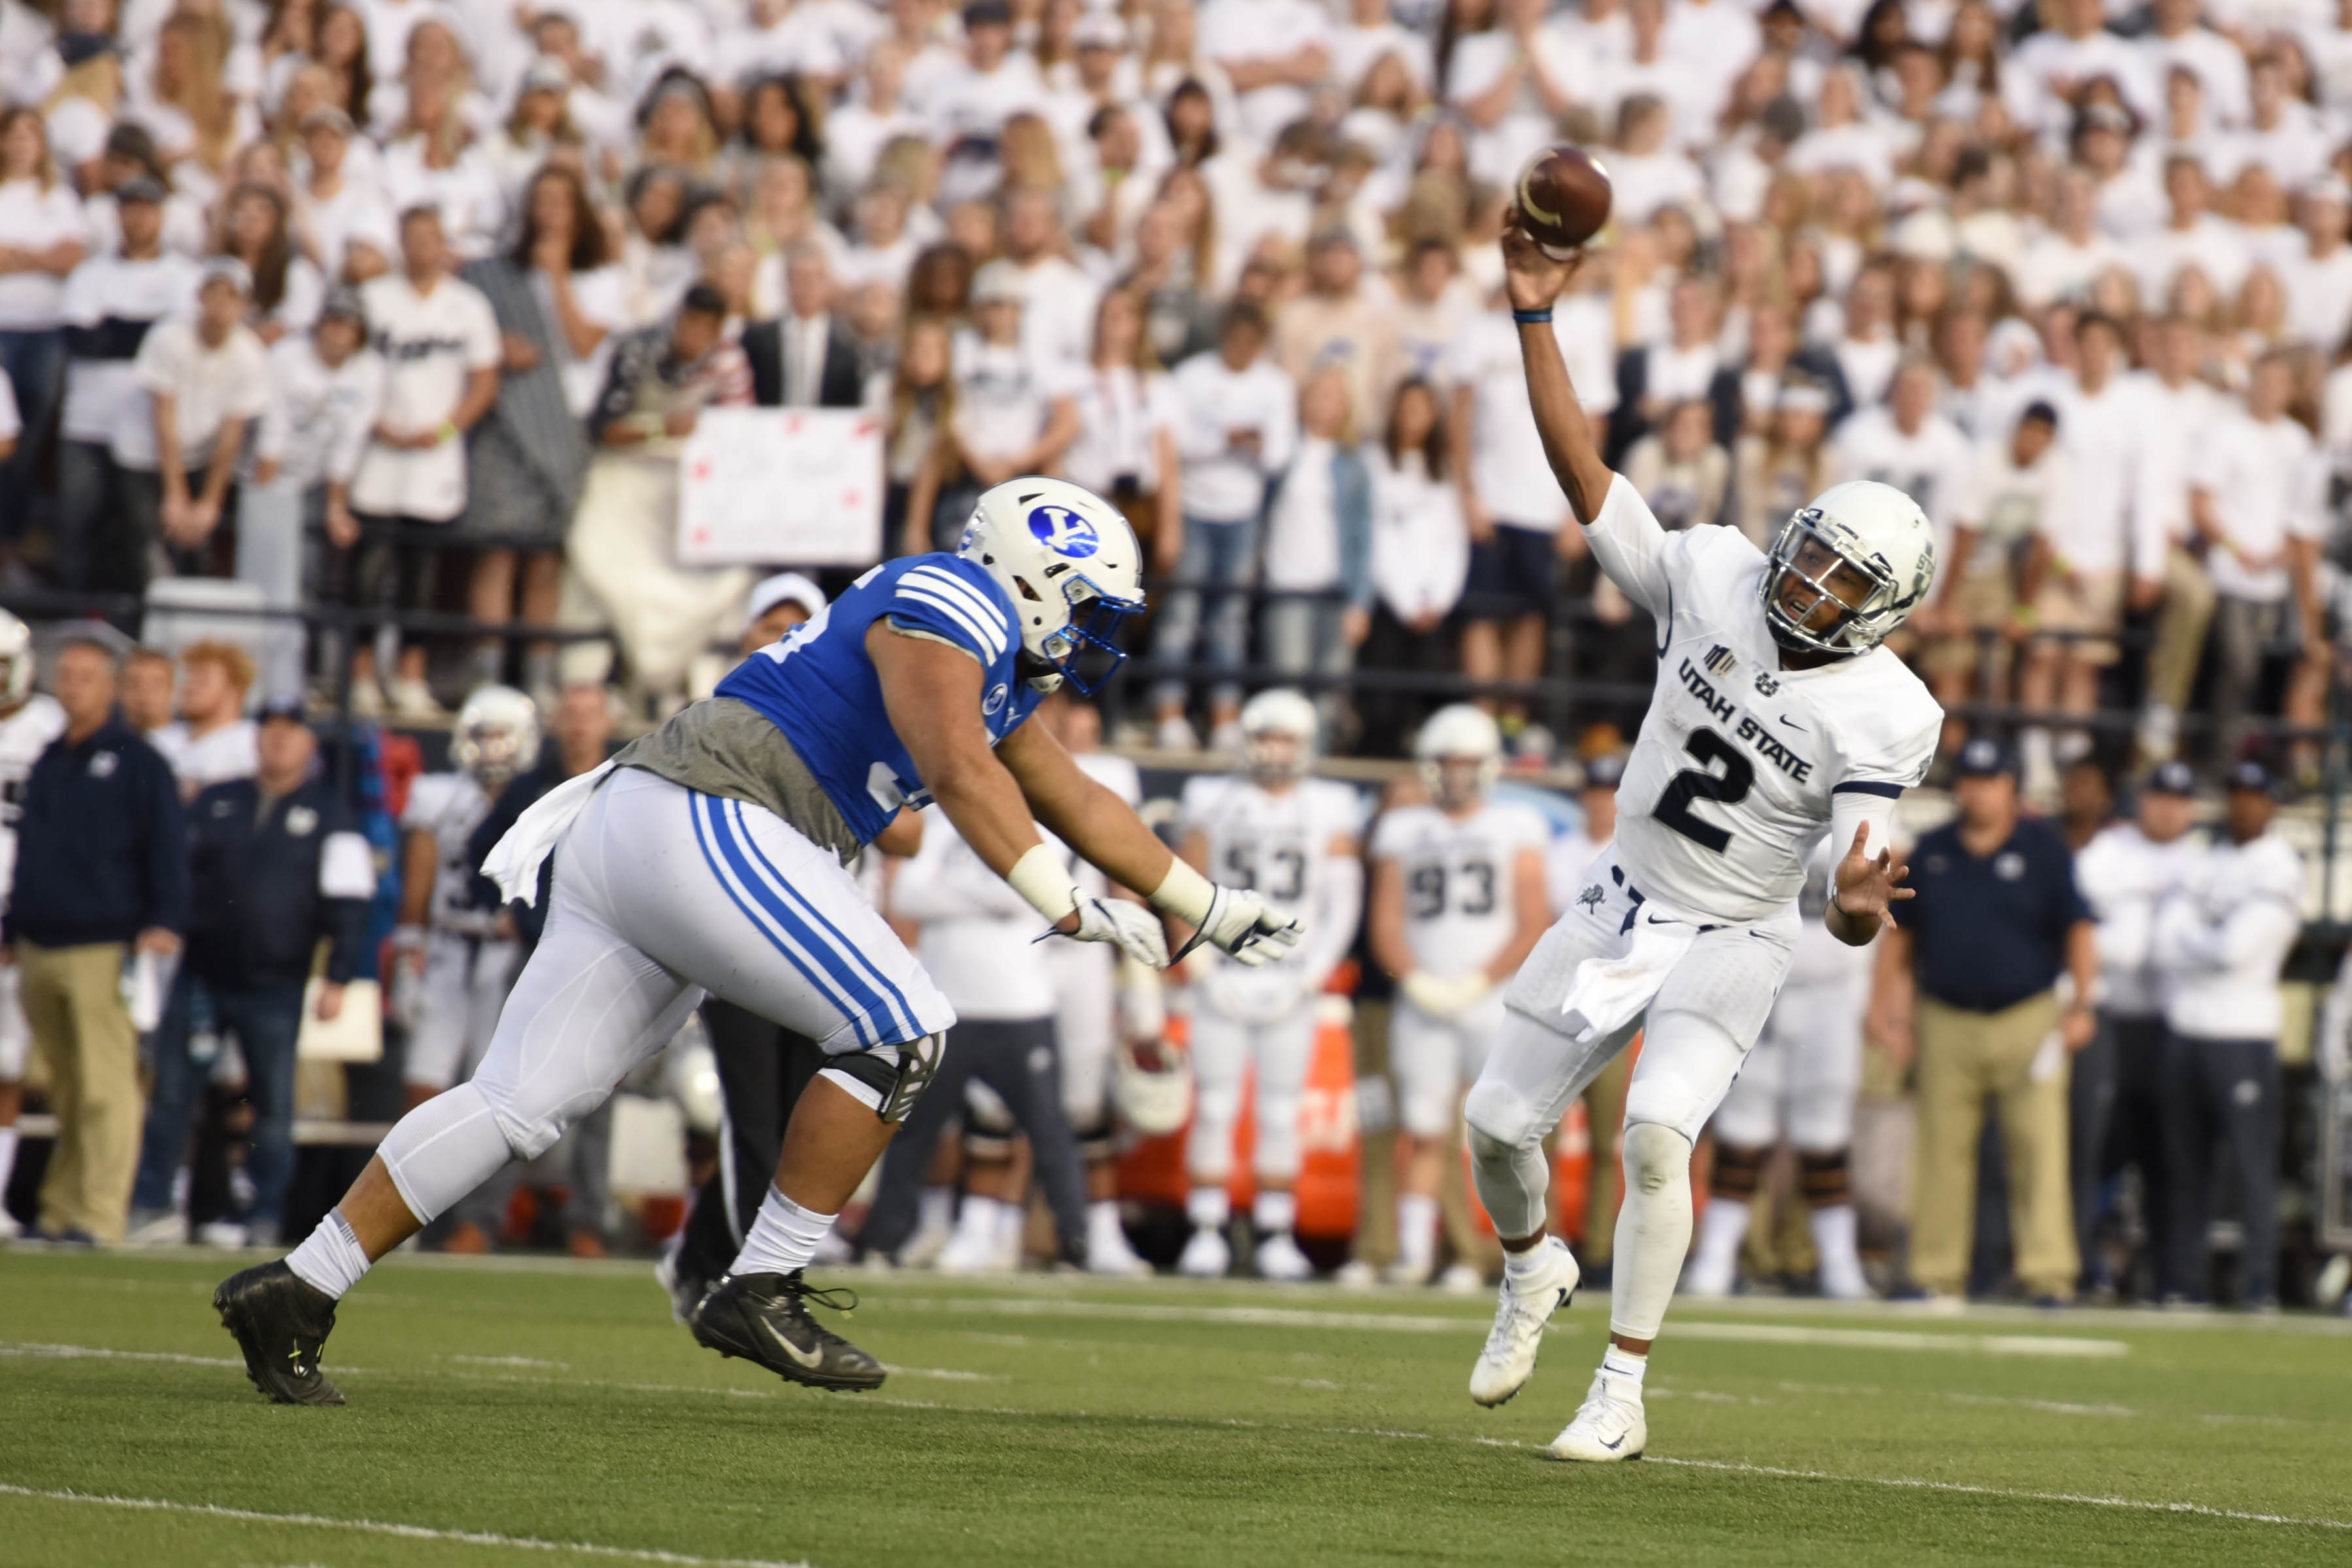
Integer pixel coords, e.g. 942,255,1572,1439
0,610,31,709
1760,480,1936,658
1114,1037,1193,1135
451,684,541,786
1239,688,1319,786
957,476,1146,694
1415,703,1502,811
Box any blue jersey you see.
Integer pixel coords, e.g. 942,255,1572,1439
716,554,1047,844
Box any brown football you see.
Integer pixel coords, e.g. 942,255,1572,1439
1514,144,1613,257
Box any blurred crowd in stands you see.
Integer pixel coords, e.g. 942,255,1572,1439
5,0,2352,784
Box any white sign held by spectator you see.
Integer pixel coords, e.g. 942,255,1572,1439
677,408,884,566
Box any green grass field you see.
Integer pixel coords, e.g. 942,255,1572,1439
3,1247,2349,1567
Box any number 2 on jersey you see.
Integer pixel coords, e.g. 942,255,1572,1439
1652,728,1755,854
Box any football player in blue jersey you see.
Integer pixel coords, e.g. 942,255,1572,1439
214,478,1303,1405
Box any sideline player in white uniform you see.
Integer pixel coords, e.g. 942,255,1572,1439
1460,224,1941,1461
390,686,539,1118
1368,705,1550,1284
1036,692,1157,1276
1681,842,1877,1300
215,478,1302,1405
1175,689,1364,1281
0,612,67,1239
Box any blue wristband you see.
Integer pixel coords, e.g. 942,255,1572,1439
1511,307,1553,324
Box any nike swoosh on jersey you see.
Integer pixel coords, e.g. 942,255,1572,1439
1778,714,1805,730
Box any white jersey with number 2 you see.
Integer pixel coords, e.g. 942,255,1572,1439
1593,476,1942,926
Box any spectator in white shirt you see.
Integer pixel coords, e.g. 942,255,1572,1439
2140,154,2252,305
2016,167,2125,309
1000,186,1099,371
150,639,260,800
219,182,324,344
2281,178,2352,350
0,107,91,537
1155,301,1296,748
54,177,197,593
1360,376,1466,750
1061,286,1183,566
1200,0,1332,147
2151,759,2302,1307
118,256,271,588
346,205,500,718
253,289,383,698
1922,401,2066,752
951,260,1080,495
2186,350,2328,776
1260,365,1374,714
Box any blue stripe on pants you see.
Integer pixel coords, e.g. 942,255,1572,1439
689,792,880,1050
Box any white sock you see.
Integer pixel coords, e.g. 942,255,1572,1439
1253,1188,1297,1237
1601,1343,1648,1390
916,1185,953,1237
1186,1186,1230,1231
1809,1204,1868,1294
1396,1193,1438,1273
996,1195,1026,1258
1688,1195,1753,1288
729,1186,836,1278
1503,1238,1553,1281
285,1210,372,1300
0,1125,17,1194
952,1194,1003,1241
1088,1199,1125,1243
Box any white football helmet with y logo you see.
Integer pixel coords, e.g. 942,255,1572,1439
958,476,1146,694
1760,479,1936,658
451,684,542,787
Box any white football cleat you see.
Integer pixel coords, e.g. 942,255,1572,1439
1547,1368,1647,1461
1177,1226,1230,1279
1436,1261,1485,1293
1254,1231,1313,1282
1469,1236,1579,1407
1085,1214,1153,1277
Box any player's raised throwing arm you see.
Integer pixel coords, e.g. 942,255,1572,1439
1502,222,1670,614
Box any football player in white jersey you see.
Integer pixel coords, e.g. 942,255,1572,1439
1461,224,1941,1461
1174,688,1366,1280
0,612,66,1238
1368,705,1551,1284
390,686,539,1136
1681,842,1878,1300
1037,693,1158,1275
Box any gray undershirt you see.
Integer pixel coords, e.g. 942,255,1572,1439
611,696,862,865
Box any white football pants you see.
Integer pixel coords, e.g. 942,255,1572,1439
403,932,520,1091
1186,999,1318,1185
379,769,955,1225
1712,975,1868,1153
1388,991,1504,1138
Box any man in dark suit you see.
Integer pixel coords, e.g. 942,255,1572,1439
741,246,864,409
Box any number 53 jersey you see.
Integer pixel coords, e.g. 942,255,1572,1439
1597,478,1943,927
1179,773,1364,971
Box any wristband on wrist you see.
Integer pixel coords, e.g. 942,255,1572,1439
1511,307,1553,325
1147,856,1217,928
438,420,459,443
1005,842,1080,926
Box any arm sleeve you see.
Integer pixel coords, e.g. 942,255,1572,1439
1827,788,1901,891
142,754,192,935
1580,473,1674,616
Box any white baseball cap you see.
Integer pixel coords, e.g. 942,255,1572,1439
744,572,826,631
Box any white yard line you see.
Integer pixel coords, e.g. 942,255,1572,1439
1668,1322,2129,1358
879,1296,1538,1334
0,1482,820,1566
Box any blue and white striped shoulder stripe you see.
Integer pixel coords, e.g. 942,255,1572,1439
896,564,1012,662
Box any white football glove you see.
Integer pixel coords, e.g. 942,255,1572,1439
1049,893,1171,969
1400,969,1491,1019
388,924,428,1030
1176,885,1305,968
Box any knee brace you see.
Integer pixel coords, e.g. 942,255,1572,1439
1709,1140,1767,1200
1069,1109,1115,1161
1464,1076,1546,1158
1798,1148,1852,1209
380,1081,518,1226
820,1034,945,1124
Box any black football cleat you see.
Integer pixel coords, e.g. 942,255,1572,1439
690,1271,885,1392
214,1261,346,1406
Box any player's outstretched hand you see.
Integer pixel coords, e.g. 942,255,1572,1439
1060,894,1171,969
1183,885,1304,968
1499,212,1581,315
1831,822,1911,933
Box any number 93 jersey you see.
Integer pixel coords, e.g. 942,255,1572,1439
1599,485,1942,926
1371,800,1549,978
1179,773,1364,964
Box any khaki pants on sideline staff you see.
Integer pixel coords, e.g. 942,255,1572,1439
1907,991,2077,1299
18,941,141,1243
